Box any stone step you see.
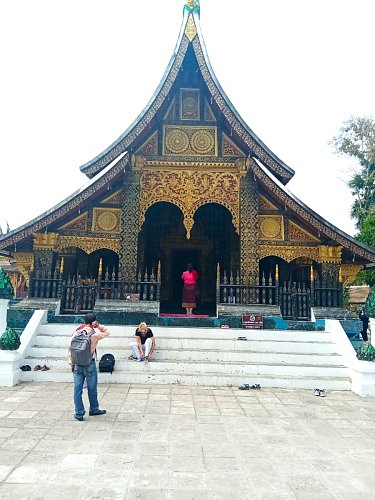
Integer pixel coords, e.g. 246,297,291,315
19,368,351,390
26,346,346,366
19,323,351,391
23,356,349,377
34,336,338,354
39,324,332,343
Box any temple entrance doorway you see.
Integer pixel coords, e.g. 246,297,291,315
140,201,238,316
169,249,201,313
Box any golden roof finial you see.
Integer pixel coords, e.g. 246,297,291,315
184,0,200,16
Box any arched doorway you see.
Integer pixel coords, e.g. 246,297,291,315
139,202,238,314
59,247,119,281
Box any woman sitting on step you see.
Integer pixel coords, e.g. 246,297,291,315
129,322,155,363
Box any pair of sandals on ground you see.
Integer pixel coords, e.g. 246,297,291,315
20,364,50,371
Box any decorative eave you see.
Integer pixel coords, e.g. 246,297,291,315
251,158,375,263
0,153,128,250
80,10,294,185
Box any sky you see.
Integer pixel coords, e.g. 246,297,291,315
1,0,374,238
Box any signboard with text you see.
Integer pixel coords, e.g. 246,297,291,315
242,314,263,329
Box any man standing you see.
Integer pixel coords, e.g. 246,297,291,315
359,309,369,342
68,312,109,421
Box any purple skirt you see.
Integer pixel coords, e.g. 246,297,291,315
182,284,197,308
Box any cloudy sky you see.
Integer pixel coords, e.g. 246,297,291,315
1,0,374,237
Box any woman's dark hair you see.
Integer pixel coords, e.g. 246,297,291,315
187,263,193,272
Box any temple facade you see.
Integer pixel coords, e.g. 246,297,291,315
1,1,375,320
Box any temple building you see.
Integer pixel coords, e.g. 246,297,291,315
1,0,375,321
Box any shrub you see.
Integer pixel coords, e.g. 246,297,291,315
0,327,21,351
263,318,276,330
0,267,13,299
356,342,375,362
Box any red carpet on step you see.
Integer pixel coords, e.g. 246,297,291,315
159,313,209,318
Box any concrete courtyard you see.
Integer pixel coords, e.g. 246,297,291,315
0,382,374,499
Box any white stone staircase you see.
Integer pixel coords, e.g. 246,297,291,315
19,324,351,390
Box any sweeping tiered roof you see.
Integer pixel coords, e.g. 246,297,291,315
0,1,375,266
79,2,295,184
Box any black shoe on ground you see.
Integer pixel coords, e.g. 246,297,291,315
89,409,106,416
74,415,84,421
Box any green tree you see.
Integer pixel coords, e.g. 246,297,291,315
331,116,375,228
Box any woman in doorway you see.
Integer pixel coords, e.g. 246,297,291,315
181,263,199,315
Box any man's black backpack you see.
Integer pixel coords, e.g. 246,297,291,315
99,353,115,374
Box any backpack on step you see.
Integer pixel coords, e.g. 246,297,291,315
99,353,115,373
70,329,94,366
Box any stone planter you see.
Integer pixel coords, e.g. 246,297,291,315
351,359,375,397
0,349,21,387
0,298,9,336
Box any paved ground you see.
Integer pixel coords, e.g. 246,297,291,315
0,383,374,500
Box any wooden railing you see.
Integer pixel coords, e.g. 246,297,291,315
97,268,160,302
29,265,161,314
217,267,342,320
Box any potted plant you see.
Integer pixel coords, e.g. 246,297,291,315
356,342,375,362
0,327,21,351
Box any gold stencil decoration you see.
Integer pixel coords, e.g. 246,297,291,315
92,208,121,233
260,245,319,263
341,263,364,286
101,190,122,205
289,221,319,242
204,99,216,122
222,133,245,157
135,131,158,156
12,252,34,287
185,14,197,42
163,126,217,156
57,236,120,255
180,89,200,120
318,245,342,263
258,195,278,211
165,128,190,154
33,232,59,250
140,169,240,238
59,213,88,231
191,130,215,155
259,216,284,240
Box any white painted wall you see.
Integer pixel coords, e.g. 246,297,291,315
0,309,47,387
0,299,9,335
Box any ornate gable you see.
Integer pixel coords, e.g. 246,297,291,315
59,213,88,232
289,221,319,242
222,133,245,158
258,195,278,211
101,190,122,205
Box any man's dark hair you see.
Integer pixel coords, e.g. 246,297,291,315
187,263,193,272
84,312,97,325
